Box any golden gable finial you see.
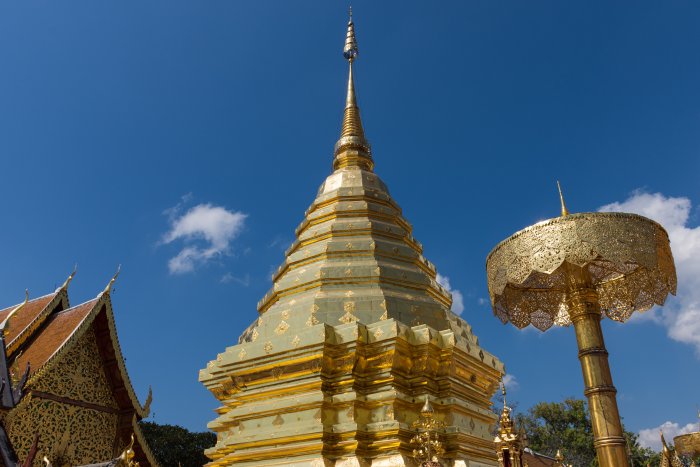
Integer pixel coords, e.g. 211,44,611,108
557,180,570,217
143,386,153,417
103,265,121,295
57,264,77,292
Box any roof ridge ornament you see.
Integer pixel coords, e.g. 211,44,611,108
57,264,77,293
102,265,121,296
333,8,373,172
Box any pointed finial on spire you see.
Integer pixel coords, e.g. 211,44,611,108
557,181,570,217
334,8,373,172
343,7,358,63
102,265,121,296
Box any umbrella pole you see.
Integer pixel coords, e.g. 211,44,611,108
569,282,630,467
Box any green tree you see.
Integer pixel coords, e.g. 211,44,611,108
515,398,660,467
139,421,216,467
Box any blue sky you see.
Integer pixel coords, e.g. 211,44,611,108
1,1,699,450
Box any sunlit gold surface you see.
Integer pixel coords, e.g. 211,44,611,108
200,12,504,466
486,209,677,467
486,212,676,330
675,432,700,457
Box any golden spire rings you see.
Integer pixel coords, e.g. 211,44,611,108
343,7,358,62
334,8,372,171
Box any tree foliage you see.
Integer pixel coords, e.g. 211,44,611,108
515,398,660,467
139,421,216,467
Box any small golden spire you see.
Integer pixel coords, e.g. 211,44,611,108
0,290,29,338
557,181,570,217
334,8,373,171
421,397,435,418
103,265,121,295
501,380,507,408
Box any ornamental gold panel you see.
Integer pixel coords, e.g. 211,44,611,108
32,331,118,409
6,396,118,466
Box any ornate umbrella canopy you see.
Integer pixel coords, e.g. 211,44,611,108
486,211,677,331
675,432,700,457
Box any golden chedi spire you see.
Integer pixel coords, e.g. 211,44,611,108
334,8,373,171
201,12,504,466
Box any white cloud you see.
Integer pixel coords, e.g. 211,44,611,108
436,273,465,315
269,235,292,251
599,192,700,355
220,272,250,286
638,420,698,451
162,203,247,274
502,373,519,391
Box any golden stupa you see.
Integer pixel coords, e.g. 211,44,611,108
200,12,504,467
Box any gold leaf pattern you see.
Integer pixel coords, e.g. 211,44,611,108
340,311,358,324
6,332,121,464
32,332,117,408
306,312,319,327
7,398,118,465
275,320,290,335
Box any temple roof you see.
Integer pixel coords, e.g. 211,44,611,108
16,298,98,380
0,290,67,354
0,275,156,466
